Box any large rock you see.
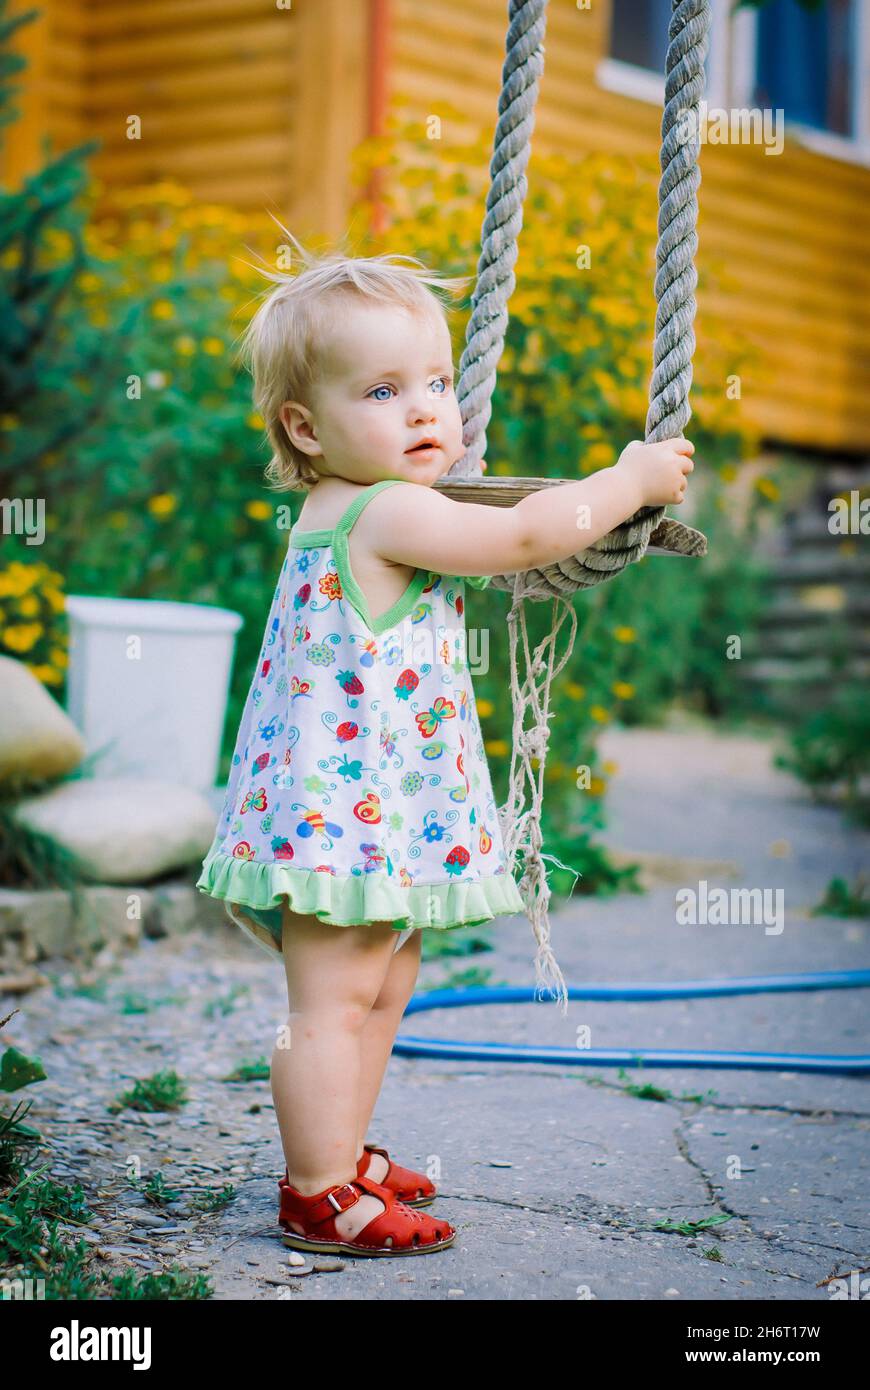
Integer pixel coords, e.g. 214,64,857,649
0,655,85,783
11,778,217,884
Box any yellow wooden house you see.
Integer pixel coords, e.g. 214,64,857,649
6,0,870,457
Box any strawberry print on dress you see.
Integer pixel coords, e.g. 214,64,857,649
196,478,525,957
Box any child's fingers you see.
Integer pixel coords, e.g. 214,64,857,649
671,437,695,455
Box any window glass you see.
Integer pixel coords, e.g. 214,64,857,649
754,0,856,136
609,0,674,71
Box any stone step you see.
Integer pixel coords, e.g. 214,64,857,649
757,595,870,626
741,655,870,684
784,512,869,544
758,552,870,585
743,627,870,658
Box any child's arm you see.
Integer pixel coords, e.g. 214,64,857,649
367,438,695,578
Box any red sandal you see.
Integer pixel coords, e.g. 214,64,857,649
278,1173,455,1258
357,1143,437,1208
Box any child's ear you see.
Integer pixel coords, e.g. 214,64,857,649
281,401,321,457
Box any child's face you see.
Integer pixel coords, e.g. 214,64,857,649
283,301,465,487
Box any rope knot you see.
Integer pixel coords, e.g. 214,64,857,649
519,725,550,761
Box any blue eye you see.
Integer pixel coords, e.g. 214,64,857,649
431,378,448,395
368,385,394,401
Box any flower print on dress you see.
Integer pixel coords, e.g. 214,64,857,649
196,477,526,958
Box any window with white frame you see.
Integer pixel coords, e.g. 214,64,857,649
604,0,714,89
609,0,673,73
597,0,869,164
753,0,857,138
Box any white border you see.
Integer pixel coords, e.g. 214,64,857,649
594,0,870,168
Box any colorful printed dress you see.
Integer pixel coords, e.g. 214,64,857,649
196,477,525,958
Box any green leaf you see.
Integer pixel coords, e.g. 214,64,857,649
0,1045,47,1093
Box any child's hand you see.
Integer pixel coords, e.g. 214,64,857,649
614,437,695,508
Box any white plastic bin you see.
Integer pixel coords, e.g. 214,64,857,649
64,595,244,790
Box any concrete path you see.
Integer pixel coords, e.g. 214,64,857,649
10,716,869,1301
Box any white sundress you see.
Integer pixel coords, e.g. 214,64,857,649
196,477,525,959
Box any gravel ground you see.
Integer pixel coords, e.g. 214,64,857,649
4,717,868,1301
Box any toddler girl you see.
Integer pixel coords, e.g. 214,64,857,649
196,237,694,1258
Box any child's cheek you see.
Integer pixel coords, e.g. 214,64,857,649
361,412,398,454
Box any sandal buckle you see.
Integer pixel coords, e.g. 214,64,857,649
327,1184,358,1213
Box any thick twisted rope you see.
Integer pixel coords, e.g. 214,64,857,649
452,0,711,1009
452,0,547,480
453,0,711,590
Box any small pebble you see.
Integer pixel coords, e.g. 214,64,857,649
312,1258,345,1273
287,1252,307,1267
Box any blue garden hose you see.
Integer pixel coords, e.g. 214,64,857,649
394,970,870,1075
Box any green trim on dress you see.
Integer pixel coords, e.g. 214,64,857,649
196,847,526,957
289,479,494,617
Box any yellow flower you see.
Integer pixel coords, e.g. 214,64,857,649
16,594,40,617
246,412,265,430
49,645,69,668
0,565,35,597
565,682,585,700
602,759,619,775
148,494,177,518
588,776,607,796
28,663,62,685
3,622,43,652
43,587,66,614
583,442,615,468
589,704,610,723
201,337,225,355
199,205,231,227
476,698,494,717
245,500,271,521
756,477,779,501
612,681,635,699
75,272,102,293
151,299,176,319
174,336,197,356
613,626,636,642
485,739,509,757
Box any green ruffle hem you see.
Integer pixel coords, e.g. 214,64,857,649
196,847,526,958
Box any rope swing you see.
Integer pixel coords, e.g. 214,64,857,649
434,0,713,1009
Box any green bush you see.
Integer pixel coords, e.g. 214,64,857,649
775,682,870,825
4,108,776,893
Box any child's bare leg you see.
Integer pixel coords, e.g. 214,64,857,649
271,906,399,1240
355,929,422,1179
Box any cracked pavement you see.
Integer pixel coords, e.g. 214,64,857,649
7,716,869,1300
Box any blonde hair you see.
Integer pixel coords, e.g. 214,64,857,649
235,222,473,492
